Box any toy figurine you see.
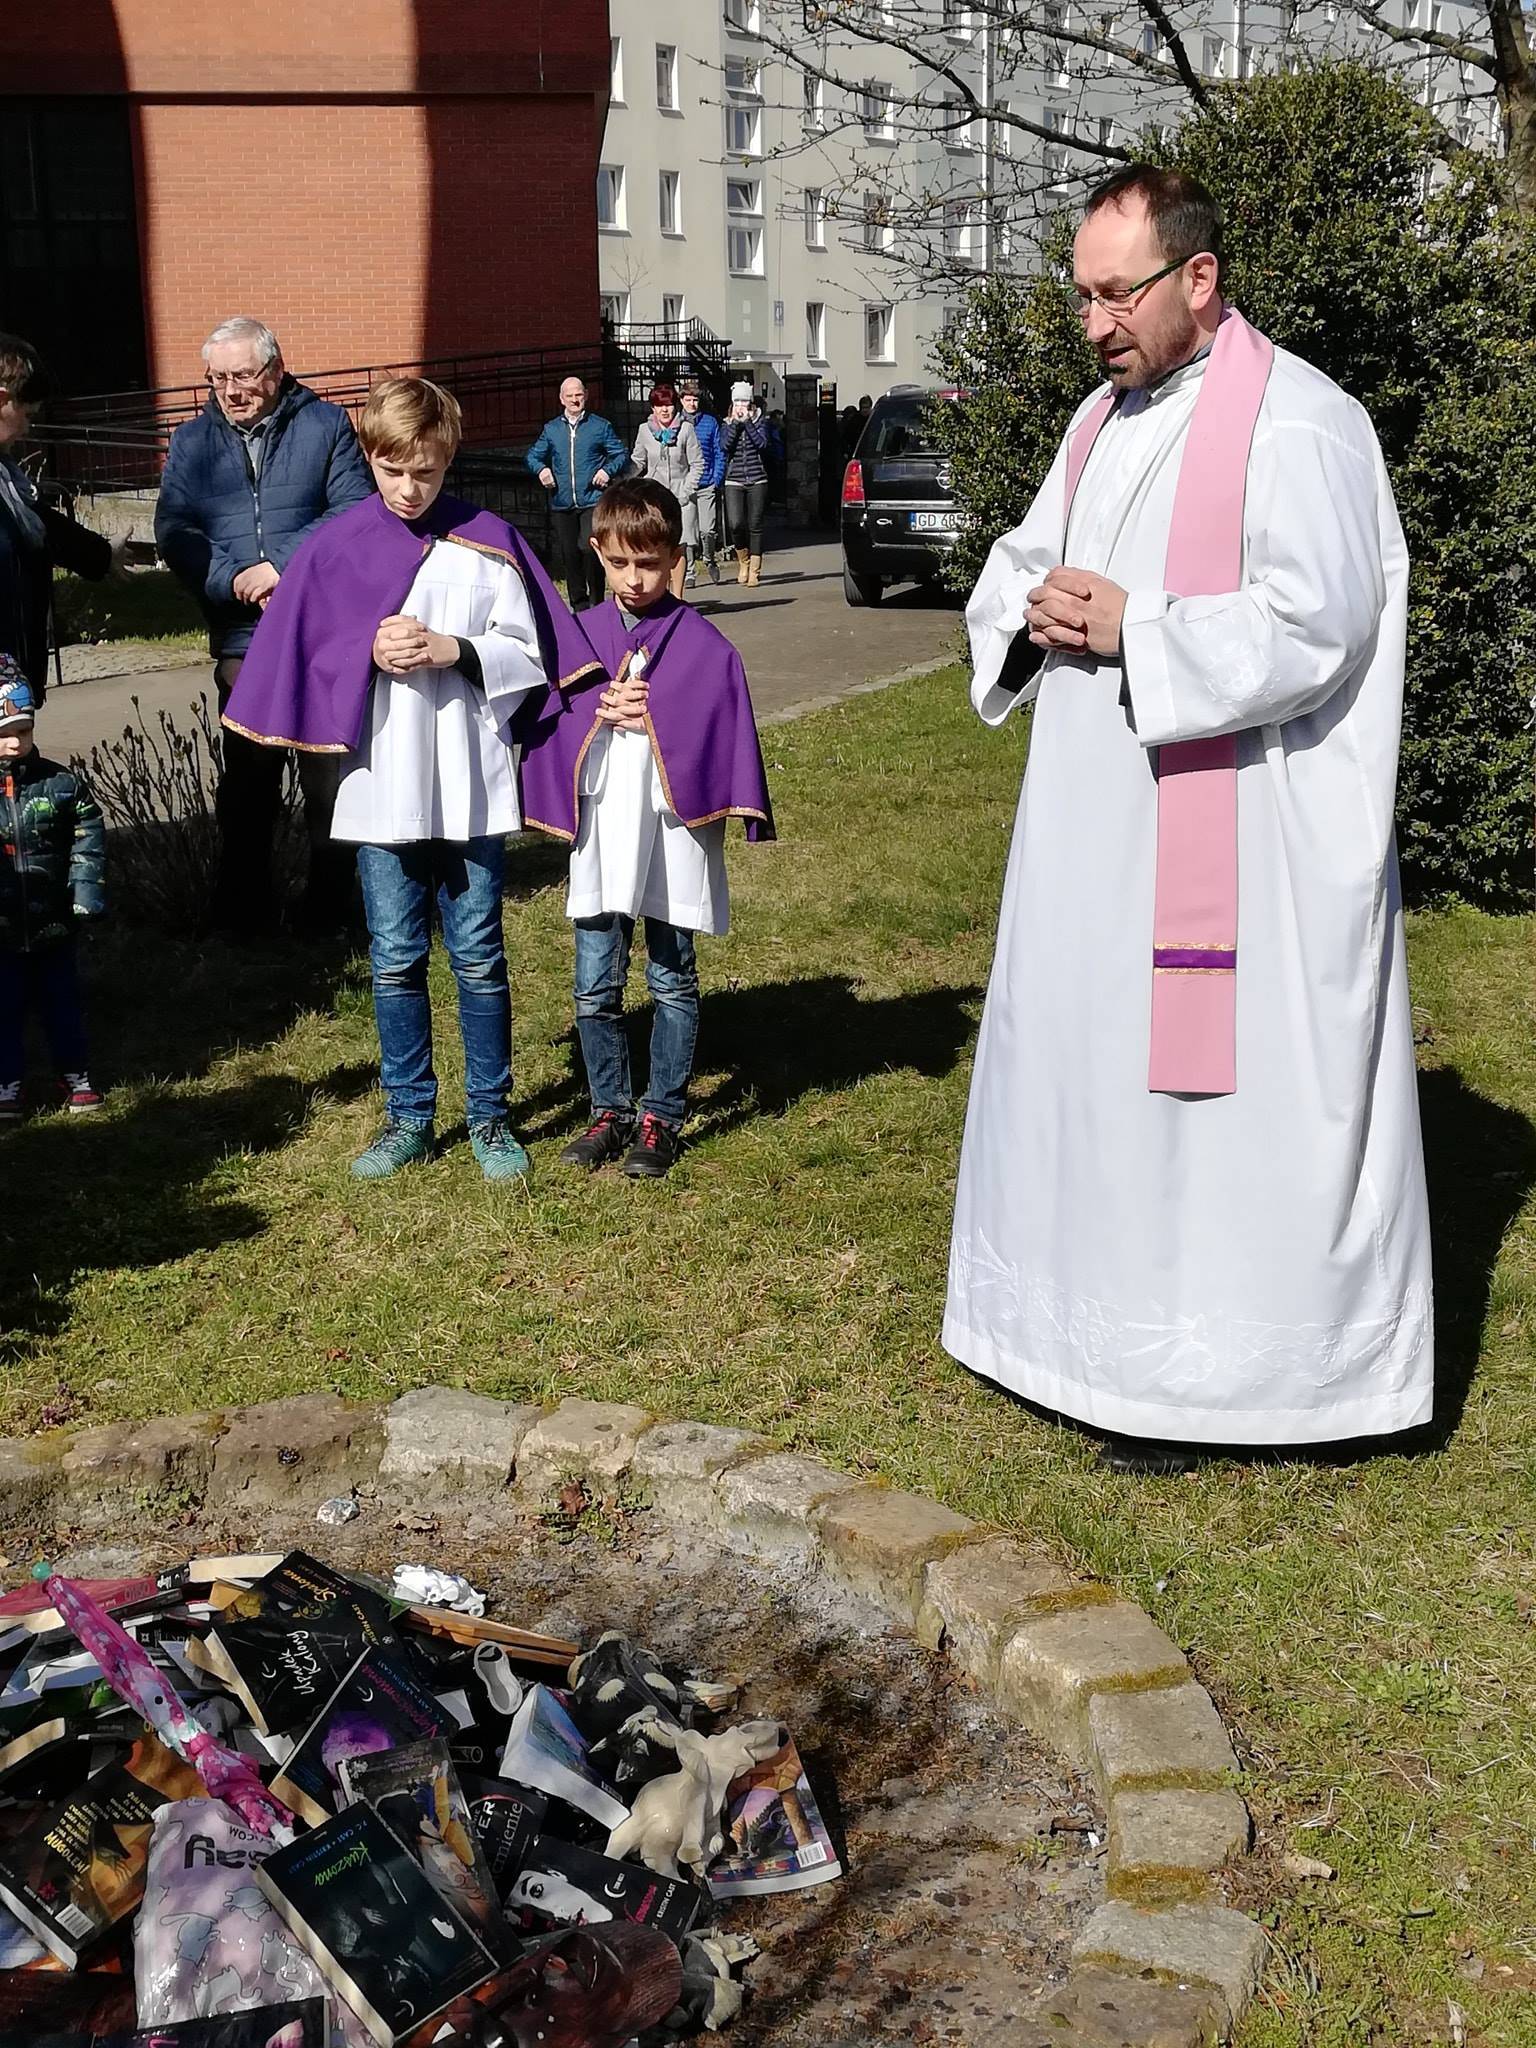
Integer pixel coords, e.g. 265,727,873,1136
605,1717,783,1880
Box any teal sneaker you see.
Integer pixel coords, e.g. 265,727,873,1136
470,1118,532,1183
351,1120,434,1180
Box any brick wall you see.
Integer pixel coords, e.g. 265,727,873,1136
137,97,602,386
8,0,608,392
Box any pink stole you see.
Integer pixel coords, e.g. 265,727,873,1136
1062,308,1273,1096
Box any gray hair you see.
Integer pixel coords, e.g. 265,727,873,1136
201,317,281,367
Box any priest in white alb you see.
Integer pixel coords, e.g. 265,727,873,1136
943,167,1433,1471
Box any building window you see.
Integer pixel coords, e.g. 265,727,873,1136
610,36,625,103
725,57,763,156
944,199,980,264
724,0,760,32
663,294,686,343
596,164,626,231
944,0,977,38
1203,34,1227,76
1043,3,1071,87
1140,22,1161,58
864,302,894,363
943,95,977,150
861,80,896,142
804,186,826,248
655,43,679,111
1097,114,1117,147
727,177,764,274
993,98,1014,154
806,301,827,362
600,290,631,332
659,169,682,236
803,70,825,133
862,188,893,253
1043,107,1069,188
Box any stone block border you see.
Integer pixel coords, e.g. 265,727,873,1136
7,1392,1264,2045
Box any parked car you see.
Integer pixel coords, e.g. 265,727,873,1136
840,386,960,607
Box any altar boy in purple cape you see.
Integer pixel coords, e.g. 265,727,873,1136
517,478,774,1178
224,376,601,1183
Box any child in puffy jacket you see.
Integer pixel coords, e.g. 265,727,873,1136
0,654,107,1120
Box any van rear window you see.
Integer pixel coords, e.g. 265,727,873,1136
863,399,941,458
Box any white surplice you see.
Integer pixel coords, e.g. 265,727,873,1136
567,726,730,934
944,346,1434,1445
331,536,546,845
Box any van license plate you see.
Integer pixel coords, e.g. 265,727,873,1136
909,511,954,532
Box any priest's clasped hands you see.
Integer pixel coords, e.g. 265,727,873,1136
372,613,459,675
1027,566,1128,658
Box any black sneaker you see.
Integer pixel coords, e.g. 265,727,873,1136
1095,1434,1200,1476
559,1109,634,1170
622,1112,681,1179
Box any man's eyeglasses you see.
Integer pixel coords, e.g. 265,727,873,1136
206,367,274,391
1069,255,1189,322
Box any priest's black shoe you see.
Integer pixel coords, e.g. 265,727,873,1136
622,1112,681,1178
1095,1434,1200,1476
559,1110,633,1170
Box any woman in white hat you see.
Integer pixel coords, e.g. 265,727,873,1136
719,382,771,586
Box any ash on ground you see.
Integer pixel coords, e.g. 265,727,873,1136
18,1495,1106,2048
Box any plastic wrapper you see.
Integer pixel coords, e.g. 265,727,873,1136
134,1801,369,2048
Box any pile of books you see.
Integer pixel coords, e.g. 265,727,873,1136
0,1551,840,2047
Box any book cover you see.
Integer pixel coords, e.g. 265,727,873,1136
273,1649,459,1828
0,1570,189,1636
337,1740,513,1961
504,1834,702,1942
457,1773,545,1904
256,1804,494,2048
705,1732,842,1898
0,1734,206,1965
187,1606,372,1736
497,1686,626,1830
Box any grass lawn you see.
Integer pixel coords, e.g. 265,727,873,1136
53,566,204,650
3,666,1534,2046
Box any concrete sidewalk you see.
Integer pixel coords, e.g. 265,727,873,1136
39,536,964,759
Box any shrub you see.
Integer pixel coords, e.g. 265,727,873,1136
72,696,302,933
930,63,1536,905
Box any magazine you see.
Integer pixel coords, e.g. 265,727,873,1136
705,1732,842,1899
496,1686,626,1830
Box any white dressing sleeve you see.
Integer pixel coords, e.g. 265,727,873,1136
470,563,550,735
965,432,1074,726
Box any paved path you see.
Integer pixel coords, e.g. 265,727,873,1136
40,538,962,759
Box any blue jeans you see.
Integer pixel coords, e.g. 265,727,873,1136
573,915,699,1129
0,943,89,1083
356,840,511,1127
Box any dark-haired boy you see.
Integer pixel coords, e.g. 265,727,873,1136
0,655,107,1122
517,479,774,1178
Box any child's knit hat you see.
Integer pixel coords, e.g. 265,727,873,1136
0,654,36,734
730,380,753,403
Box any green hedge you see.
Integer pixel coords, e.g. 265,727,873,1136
931,64,1535,906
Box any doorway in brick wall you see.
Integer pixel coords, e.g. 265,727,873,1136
0,97,148,396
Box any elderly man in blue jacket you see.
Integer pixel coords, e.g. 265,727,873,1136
156,316,372,935
526,375,628,610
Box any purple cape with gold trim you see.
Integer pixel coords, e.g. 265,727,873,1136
220,492,602,752
515,594,775,842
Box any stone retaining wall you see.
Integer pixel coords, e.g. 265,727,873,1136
4,1389,1267,2047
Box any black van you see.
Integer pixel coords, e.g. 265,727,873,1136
839,386,959,606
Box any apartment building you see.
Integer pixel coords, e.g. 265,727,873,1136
599,0,1503,406
600,0,956,403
